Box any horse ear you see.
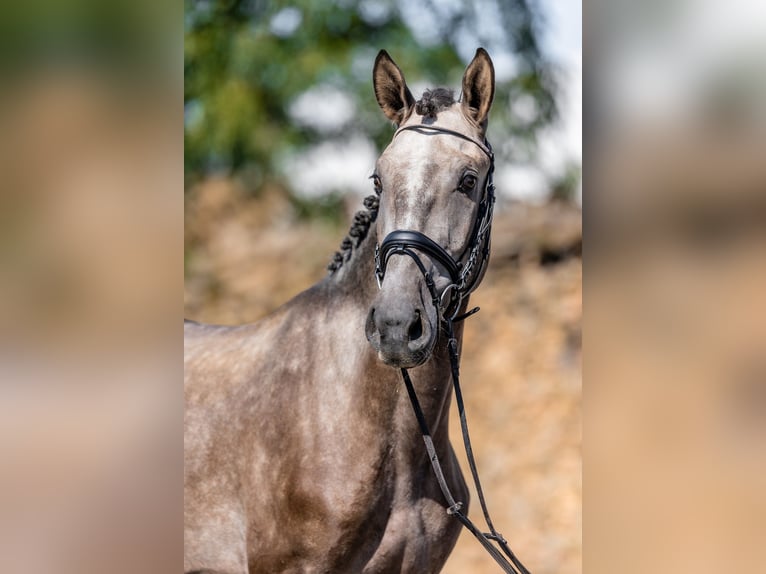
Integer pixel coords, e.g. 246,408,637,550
373,50,415,125
461,48,495,129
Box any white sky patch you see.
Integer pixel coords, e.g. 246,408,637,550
510,93,539,126
395,0,442,46
603,0,766,125
270,7,302,38
491,51,519,83
541,0,582,66
497,164,550,204
537,0,582,198
359,0,393,26
500,49,582,203
283,136,378,199
541,60,582,172
457,0,582,202
289,85,357,133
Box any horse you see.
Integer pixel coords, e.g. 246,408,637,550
185,48,499,573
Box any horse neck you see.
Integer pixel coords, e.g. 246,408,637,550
327,225,467,448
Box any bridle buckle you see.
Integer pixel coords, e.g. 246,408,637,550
440,283,463,320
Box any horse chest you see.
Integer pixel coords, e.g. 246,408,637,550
245,429,462,574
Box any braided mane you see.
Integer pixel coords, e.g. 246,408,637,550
327,192,380,273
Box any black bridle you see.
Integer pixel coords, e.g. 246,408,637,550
374,124,496,320
373,125,531,574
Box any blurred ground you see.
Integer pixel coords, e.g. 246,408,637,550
184,178,582,574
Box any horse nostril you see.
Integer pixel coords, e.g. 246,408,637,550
408,311,423,342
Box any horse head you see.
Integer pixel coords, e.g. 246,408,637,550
365,49,496,368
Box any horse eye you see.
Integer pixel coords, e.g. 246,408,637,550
372,175,382,194
460,174,477,192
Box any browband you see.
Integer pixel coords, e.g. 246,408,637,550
393,125,493,159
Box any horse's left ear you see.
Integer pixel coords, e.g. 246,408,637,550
373,50,415,125
461,48,495,129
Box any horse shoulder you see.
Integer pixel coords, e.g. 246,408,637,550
184,310,306,574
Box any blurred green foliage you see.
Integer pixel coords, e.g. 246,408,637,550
184,0,558,193
0,0,174,80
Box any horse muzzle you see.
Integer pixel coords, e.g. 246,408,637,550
365,301,435,368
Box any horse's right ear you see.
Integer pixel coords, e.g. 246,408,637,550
373,50,415,125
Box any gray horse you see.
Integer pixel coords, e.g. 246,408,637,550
185,48,496,573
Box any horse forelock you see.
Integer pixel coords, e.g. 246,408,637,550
414,88,455,120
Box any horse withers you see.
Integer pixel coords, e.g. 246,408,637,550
185,48,496,574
